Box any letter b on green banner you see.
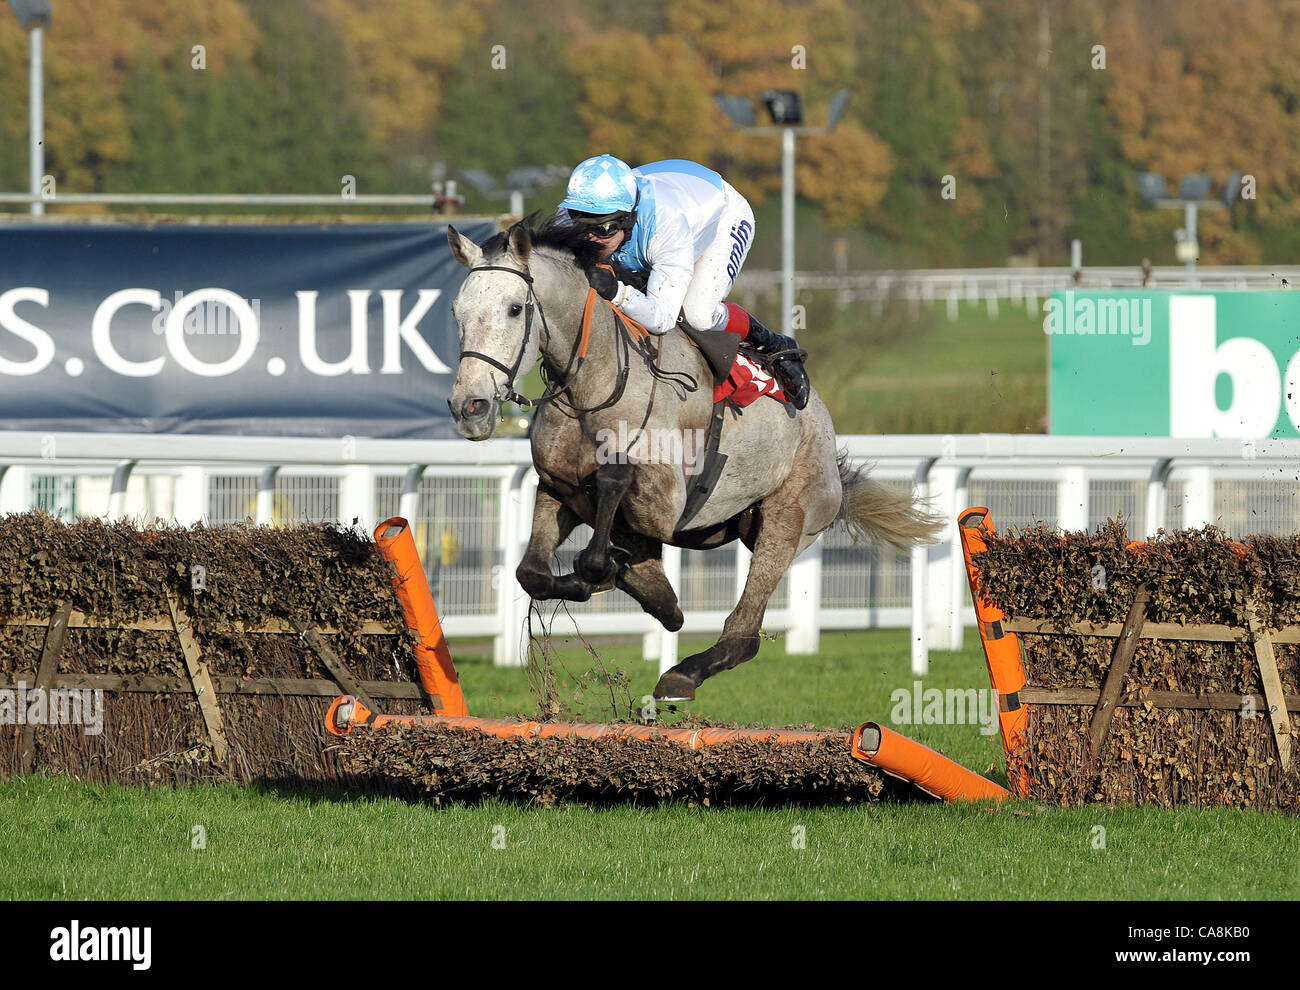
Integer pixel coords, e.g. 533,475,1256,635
1048,290,1300,437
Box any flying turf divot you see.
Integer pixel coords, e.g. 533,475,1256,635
332,518,1009,805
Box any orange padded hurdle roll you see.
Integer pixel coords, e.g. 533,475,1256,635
325,694,844,747
327,698,1009,805
849,722,1009,802
374,516,467,717
958,507,1031,797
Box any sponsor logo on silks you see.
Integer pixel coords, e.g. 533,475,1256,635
725,220,753,283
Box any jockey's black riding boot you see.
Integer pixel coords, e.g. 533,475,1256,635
740,312,811,410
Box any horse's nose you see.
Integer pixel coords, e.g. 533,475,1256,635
460,397,490,421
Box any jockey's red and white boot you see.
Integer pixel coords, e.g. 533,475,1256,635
719,302,811,410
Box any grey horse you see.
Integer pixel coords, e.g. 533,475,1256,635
446,217,941,701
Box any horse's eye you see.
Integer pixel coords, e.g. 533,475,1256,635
509,303,524,318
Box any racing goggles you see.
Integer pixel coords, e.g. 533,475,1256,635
579,218,624,238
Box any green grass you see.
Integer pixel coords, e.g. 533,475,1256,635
809,299,1048,435
2,629,1297,900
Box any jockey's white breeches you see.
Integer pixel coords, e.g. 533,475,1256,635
680,182,756,332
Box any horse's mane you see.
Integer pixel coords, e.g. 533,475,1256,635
482,212,649,291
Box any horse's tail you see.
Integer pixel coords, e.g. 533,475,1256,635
835,451,945,551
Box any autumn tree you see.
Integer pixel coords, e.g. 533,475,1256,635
313,0,488,158
668,0,889,223
1104,0,1300,263
0,0,260,194
567,28,717,165
436,2,588,203
4,0,1300,267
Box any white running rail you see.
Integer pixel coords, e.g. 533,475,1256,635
2,430,1299,674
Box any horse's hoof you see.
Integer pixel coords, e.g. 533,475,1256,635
613,572,682,630
575,549,616,585
551,574,593,602
653,670,697,702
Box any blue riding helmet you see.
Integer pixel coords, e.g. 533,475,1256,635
559,154,638,216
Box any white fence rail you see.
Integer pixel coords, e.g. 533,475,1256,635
734,265,1297,319
2,431,1299,674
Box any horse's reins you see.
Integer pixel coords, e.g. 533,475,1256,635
461,263,698,421
583,267,700,405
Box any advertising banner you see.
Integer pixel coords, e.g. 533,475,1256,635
0,220,497,438
1048,290,1300,438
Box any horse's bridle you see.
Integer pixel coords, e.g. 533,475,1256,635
457,261,697,418
457,264,548,407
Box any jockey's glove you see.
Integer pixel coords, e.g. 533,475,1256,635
585,265,623,303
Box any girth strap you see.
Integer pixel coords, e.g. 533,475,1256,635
675,397,736,532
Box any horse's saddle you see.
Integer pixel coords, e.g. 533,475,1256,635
678,321,742,387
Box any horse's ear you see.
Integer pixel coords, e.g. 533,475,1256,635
508,220,532,268
447,225,483,269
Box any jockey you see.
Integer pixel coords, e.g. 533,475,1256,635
557,154,811,409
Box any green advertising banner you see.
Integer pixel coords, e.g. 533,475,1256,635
1048,290,1300,437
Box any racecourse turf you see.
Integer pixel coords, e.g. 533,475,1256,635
2,628,1296,900
807,298,1049,436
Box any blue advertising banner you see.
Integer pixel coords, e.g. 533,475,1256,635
0,220,496,438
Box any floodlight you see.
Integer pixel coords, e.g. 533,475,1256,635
761,89,804,126
1135,172,1169,205
6,0,50,30
714,95,757,128
1178,173,1212,202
